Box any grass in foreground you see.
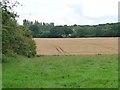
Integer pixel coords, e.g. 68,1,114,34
2,55,118,88
0,63,2,89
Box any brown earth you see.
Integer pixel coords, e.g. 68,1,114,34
33,38,118,55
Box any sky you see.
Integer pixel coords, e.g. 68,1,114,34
11,0,119,25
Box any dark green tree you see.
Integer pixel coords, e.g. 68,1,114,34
50,26,64,38
29,25,41,38
63,26,73,37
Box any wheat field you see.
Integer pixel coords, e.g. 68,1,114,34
34,38,118,55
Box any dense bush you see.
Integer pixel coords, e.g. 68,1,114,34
1,0,36,57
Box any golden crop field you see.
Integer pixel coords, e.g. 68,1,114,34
34,38,118,55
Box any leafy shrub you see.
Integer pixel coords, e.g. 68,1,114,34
2,0,36,57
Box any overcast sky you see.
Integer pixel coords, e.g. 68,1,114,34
11,0,119,25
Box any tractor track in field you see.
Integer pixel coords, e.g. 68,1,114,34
56,47,62,53
56,46,68,54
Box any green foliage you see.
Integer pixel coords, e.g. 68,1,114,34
50,26,64,38
29,24,41,37
23,19,119,38
62,26,73,37
23,19,54,38
2,0,36,57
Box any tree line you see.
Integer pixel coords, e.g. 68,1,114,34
23,20,120,38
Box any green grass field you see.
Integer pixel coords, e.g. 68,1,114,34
2,55,118,88
0,63,2,89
